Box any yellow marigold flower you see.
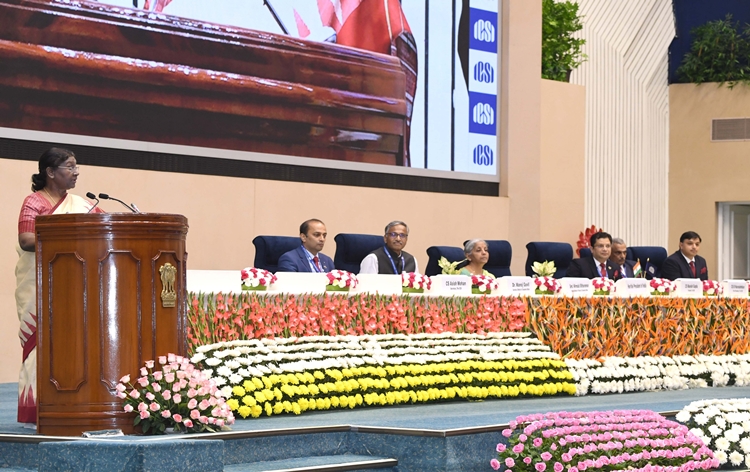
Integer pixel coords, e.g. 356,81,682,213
364,393,376,405
237,405,252,418
295,372,307,383
308,384,320,395
262,377,273,389
261,388,273,401
292,402,301,415
313,370,325,380
226,398,240,411
385,366,396,376
268,374,281,386
251,405,262,418
299,385,310,396
340,396,349,408
319,383,330,394
252,377,264,389
281,385,294,397
395,366,406,376
243,380,256,392
254,391,266,403
273,388,283,401
326,369,343,381
298,398,309,410
264,402,272,416
342,368,353,378
304,372,315,384
316,398,327,410
242,395,256,407
330,396,340,408
283,401,292,413
354,394,363,405
272,402,283,415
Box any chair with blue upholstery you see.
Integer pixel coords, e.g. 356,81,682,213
482,240,513,278
628,246,668,279
252,235,301,273
333,234,384,273
578,247,592,259
525,242,574,278
425,246,465,276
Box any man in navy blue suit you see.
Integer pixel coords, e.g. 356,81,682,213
567,231,620,279
277,219,335,273
661,231,708,281
609,238,636,279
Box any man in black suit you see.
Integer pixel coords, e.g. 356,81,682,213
567,231,619,279
661,231,708,281
609,238,636,278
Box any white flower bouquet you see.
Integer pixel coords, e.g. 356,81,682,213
533,276,562,295
401,272,431,293
240,267,277,291
470,274,499,294
649,277,676,296
703,280,723,297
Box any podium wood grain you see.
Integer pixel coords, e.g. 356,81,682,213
35,213,188,436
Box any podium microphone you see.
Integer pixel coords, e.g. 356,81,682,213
86,192,100,213
99,193,137,213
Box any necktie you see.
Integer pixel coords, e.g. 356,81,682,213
620,266,627,278
313,255,321,271
689,260,696,277
600,263,607,278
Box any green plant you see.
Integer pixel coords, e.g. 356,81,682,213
541,0,586,81
677,14,750,87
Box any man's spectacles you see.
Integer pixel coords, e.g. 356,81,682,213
386,232,408,239
56,165,79,172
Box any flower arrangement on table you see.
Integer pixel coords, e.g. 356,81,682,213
240,267,277,291
702,279,723,297
565,353,750,396
437,256,462,274
114,353,235,435
591,277,615,296
531,261,556,277
325,270,358,292
491,409,717,472
649,277,676,296
532,276,562,295
471,274,499,294
676,398,750,467
191,332,576,419
401,272,431,293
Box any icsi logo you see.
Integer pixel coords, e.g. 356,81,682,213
473,145,493,166
472,103,494,125
473,61,494,83
473,19,495,43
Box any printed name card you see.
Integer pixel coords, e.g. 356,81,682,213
614,278,650,297
722,280,749,298
560,278,593,297
497,276,535,296
431,275,471,295
351,274,402,295
674,278,702,298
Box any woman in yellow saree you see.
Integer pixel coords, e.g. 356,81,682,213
15,147,101,425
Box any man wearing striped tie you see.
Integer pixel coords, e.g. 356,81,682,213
661,231,708,281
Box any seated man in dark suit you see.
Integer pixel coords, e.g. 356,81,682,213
609,238,636,278
567,231,619,279
661,231,708,281
277,219,334,272
359,221,419,274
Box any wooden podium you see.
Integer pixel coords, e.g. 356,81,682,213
35,213,188,436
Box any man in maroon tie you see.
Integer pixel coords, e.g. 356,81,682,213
277,219,335,272
567,231,617,279
661,231,708,281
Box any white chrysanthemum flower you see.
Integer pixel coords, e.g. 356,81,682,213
729,451,744,466
676,410,691,422
695,413,709,425
739,437,750,453
220,386,233,398
228,373,243,385
190,353,206,363
715,450,728,464
716,417,728,429
715,437,731,450
725,430,741,443
216,366,232,377
213,376,226,387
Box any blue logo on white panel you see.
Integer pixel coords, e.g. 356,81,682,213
473,145,494,166
469,8,497,53
473,61,494,83
468,92,496,135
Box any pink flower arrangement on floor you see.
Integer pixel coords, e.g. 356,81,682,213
591,277,615,296
491,409,717,472
649,278,676,296
326,270,358,291
533,276,562,295
115,353,235,434
701,280,722,297
240,267,277,291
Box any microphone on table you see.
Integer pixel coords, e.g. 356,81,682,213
99,193,137,213
86,192,100,213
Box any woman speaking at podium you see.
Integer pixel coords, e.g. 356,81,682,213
14,147,101,425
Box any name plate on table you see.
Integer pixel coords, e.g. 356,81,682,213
722,280,749,298
350,274,402,295
674,278,702,298
430,275,471,295
560,278,593,297
270,272,328,294
614,278,650,297
498,276,535,296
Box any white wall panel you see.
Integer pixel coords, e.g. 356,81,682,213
569,0,674,246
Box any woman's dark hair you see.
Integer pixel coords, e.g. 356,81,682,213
31,147,75,191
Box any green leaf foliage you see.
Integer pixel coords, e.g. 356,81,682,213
542,0,587,82
677,14,750,88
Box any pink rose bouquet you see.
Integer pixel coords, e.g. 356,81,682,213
115,353,235,435
326,270,358,291
702,280,722,297
241,267,277,291
649,278,676,296
493,409,717,472
401,272,431,293
591,277,615,296
533,276,562,295
471,274,499,294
